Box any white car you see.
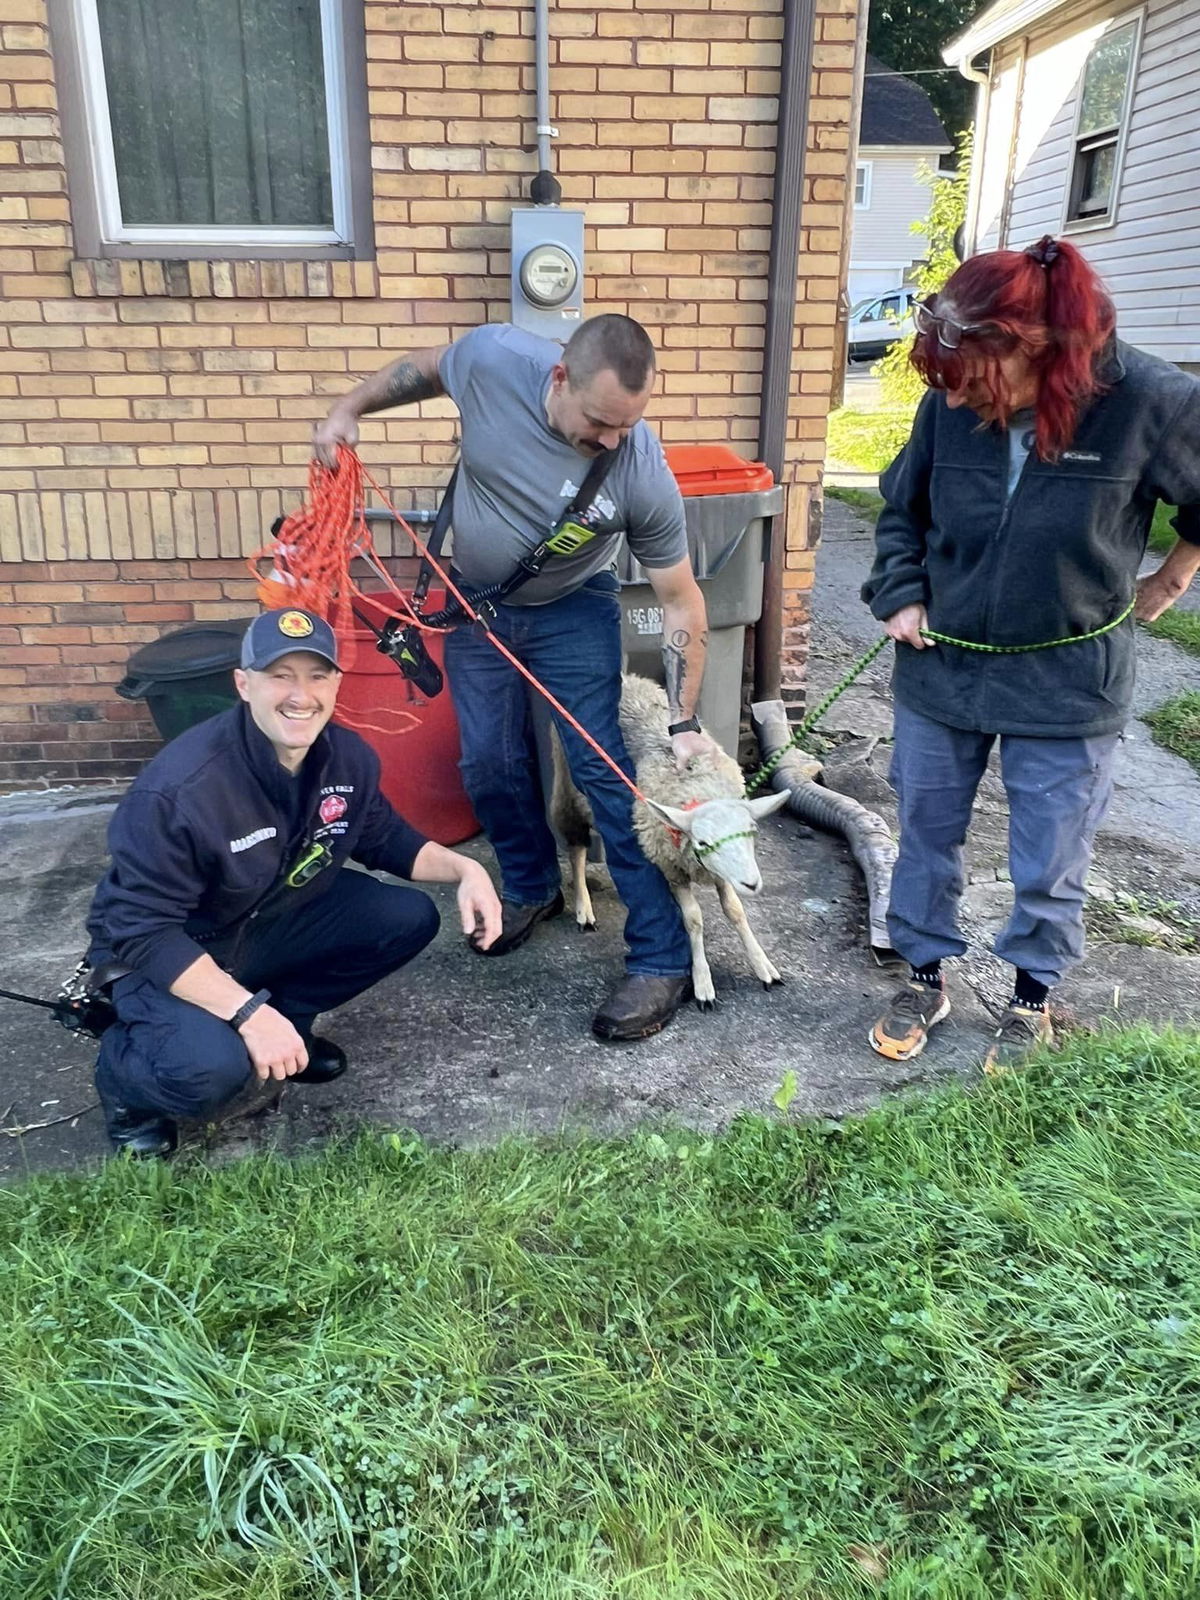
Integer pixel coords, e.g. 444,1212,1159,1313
847,287,916,363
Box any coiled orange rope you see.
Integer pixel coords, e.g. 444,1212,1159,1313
248,448,651,804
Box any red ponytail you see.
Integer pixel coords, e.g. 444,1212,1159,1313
911,236,1115,460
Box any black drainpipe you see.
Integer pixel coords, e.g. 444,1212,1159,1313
753,0,818,704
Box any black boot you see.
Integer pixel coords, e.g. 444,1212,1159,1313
591,975,693,1042
103,1099,178,1160
470,891,564,957
292,1036,348,1084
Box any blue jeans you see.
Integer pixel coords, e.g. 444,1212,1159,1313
887,702,1119,988
95,870,440,1119
444,575,690,977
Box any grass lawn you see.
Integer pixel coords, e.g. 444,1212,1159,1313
1148,504,1179,556
1144,690,1200,775
824,487,885,524
1142,606,1200,656
4,1030,1200,1598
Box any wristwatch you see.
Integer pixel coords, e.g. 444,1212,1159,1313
668,715,702,736
229,988,271,1031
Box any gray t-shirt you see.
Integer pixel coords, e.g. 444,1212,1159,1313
1007,408,1036,499
437,323,687,606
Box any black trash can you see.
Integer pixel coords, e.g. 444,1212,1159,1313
117,619,250,742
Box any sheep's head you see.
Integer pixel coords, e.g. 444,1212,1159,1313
647,790,790,893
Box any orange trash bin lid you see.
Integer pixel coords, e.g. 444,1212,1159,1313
663,443,775,497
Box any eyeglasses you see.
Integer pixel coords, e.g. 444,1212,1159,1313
914,300,989,350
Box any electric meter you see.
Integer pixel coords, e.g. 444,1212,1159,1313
518,242,579,308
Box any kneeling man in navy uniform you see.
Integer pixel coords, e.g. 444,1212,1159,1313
86,607,501,1158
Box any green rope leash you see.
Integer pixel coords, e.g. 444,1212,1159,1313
745,634,890,795
692,829,757,859
744,601,1135,796
921,598,1136,653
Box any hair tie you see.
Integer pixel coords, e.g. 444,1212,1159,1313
1026,235,1061,268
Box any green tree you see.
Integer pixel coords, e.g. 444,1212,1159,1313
867,1,980,137
876,128,972,409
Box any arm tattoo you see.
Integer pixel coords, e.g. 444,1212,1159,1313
375,361,440,412
663,629,689,717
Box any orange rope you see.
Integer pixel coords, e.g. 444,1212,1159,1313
249,446,651,807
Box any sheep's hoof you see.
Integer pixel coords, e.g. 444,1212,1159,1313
578,919,597,933
762,975,785,989
695,996,716,1013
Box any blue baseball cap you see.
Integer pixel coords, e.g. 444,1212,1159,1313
240,609,340,672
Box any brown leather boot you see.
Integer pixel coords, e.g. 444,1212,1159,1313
591,974,693,1042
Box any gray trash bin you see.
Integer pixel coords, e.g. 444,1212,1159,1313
617,446,783,757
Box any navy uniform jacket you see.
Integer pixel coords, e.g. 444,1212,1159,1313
86,704,429,991
862,340,1200,737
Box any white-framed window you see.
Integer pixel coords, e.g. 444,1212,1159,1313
1064,10,1143,230
854,161,873,209
52,0,371,256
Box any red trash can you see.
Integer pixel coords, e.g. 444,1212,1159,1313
333,591,479,846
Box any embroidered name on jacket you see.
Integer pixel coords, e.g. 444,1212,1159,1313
229,826,278,854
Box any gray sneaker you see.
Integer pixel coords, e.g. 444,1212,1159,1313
983,1002,1054,1073
869,981,951,1061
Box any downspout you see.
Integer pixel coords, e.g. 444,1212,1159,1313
531,0,561,205
752,0,818,704
952,49,991,256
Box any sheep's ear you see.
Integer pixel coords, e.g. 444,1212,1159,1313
646,798,696,835
745,789,791,820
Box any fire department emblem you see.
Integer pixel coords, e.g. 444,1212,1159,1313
279,610,314,638
319,794,347,824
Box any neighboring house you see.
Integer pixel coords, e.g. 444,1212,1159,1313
847,55,952,306
0,0,866,787
946,0,1200,370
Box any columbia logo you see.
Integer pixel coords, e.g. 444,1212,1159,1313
1061,450,1102,463
229,826,277,853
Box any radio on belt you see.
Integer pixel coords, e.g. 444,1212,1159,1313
510,206,584,339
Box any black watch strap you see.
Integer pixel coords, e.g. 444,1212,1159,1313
229,988,271,1030
668,715,702,736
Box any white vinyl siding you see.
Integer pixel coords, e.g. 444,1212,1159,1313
971,0,1200,363
848,148,947,279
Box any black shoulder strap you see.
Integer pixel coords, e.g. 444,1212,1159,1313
412,463,459,612
415,442,622,624
561,444,619,526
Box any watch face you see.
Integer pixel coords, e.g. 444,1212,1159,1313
519,243,578,308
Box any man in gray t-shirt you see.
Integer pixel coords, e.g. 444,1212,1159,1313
314,315,715,1042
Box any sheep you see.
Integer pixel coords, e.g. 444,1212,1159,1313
549,674,790,1008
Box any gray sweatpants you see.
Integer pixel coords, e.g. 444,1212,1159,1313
887,702,1119,989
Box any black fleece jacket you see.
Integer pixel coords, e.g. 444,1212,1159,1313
86,704,428,989
861,340,1200,737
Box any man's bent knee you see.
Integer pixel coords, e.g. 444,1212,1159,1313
376,888,441,963
152,1032,253,1119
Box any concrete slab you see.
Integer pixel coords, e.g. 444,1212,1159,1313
0,778,997,1180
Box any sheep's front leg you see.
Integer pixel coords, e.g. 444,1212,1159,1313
715,879,783,988
673,882,715,1010
569,843,596,931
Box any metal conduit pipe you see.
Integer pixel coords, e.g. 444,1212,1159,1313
751,698,900,960
531,0,561,205
753,0,819,704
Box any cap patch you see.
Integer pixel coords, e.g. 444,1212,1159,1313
279,610,314,638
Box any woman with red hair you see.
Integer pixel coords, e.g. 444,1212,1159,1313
862,236,1200,1069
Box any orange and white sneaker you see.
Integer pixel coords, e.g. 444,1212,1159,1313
869,981,951,1060
982,1002,1054,1073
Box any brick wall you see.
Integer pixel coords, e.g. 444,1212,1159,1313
0,0,858,788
